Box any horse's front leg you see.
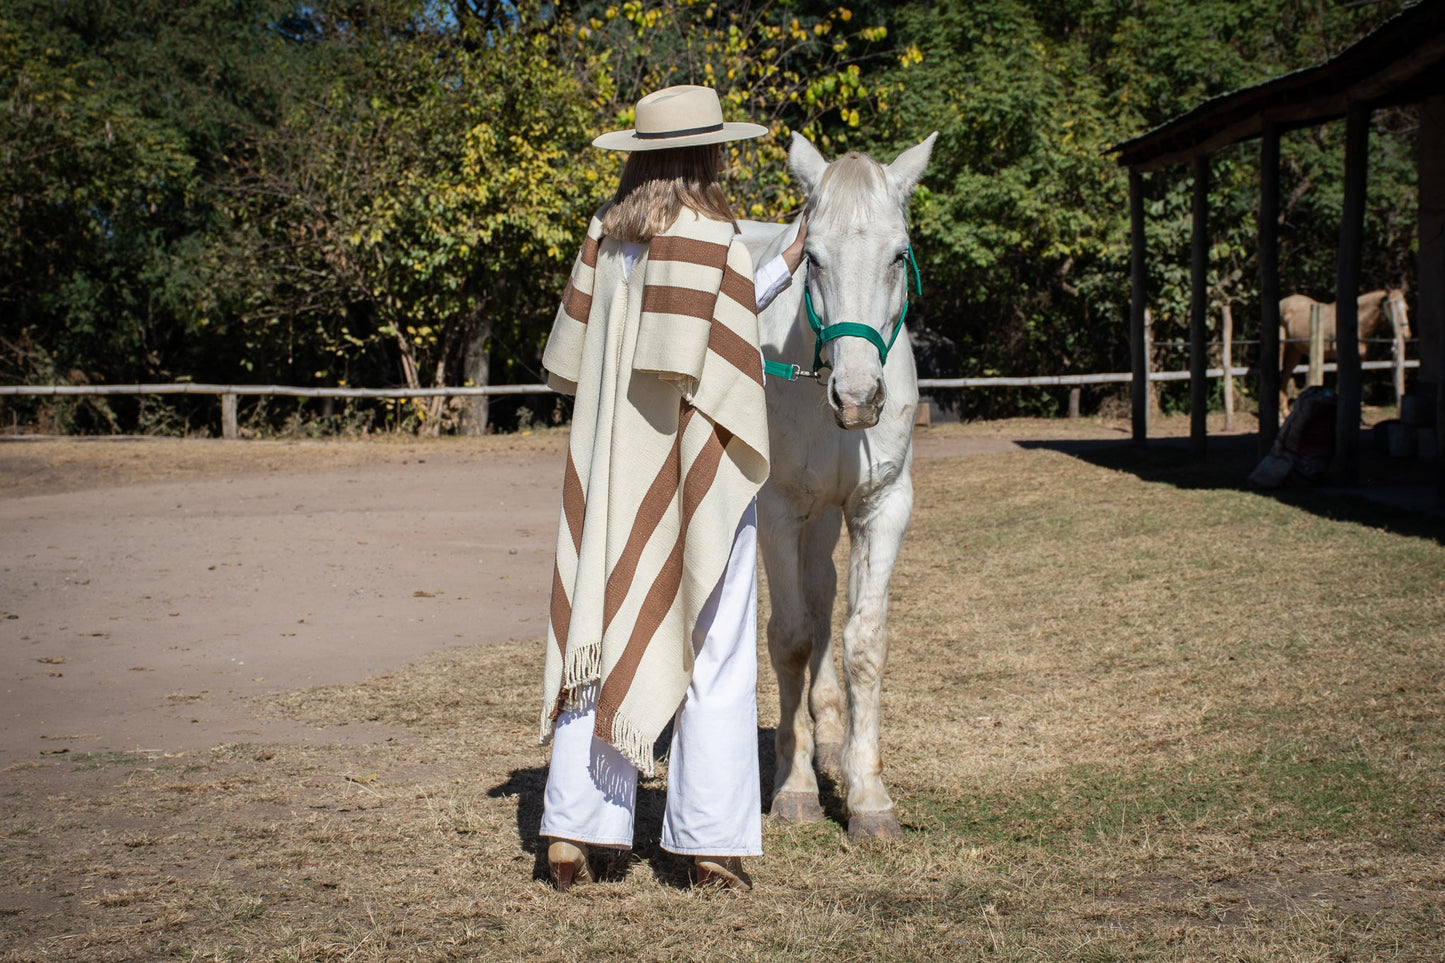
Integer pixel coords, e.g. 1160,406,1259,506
758,492,824,823
804,506,845,775
840,476,913,839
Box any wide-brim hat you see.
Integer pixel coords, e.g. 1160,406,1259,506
592,85,767,152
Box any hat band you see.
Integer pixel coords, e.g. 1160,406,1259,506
635,121,724,140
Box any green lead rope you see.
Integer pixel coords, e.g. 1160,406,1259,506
764,245,921,383
763,358,816,381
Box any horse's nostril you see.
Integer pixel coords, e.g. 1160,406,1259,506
828,380,842,409
868,381,884,407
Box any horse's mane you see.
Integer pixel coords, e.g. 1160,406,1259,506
807,152,905,231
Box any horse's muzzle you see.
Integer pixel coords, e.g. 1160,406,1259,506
833,405,882,430
828,378,884,429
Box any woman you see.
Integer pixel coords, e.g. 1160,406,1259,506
538,85,806,891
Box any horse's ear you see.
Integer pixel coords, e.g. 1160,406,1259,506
886,131,938,197
789,132,828,198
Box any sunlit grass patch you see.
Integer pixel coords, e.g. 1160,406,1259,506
906,745,1413,852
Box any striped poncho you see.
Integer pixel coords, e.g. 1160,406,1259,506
539,207,770,773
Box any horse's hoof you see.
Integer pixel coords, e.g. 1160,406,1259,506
813,742,844,775
771,791,824,823
847,809,903,840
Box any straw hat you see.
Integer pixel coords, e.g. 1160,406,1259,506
592,85,767,152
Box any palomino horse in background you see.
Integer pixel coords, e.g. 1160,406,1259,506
739,131,936,840
1279,289,1411,411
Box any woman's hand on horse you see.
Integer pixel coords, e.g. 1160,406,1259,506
784,214,808,274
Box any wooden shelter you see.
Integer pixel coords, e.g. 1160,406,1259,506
1110,1,1445,505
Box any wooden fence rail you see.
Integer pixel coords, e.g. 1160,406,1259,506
3,358,1418,438
0,383,551,398
1137,308,1414,432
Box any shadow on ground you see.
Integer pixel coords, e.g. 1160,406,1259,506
487,725,853,888
1017,431,1445,545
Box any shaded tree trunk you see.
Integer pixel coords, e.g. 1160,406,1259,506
462,311,491,435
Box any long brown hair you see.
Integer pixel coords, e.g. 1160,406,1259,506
600,144,738,242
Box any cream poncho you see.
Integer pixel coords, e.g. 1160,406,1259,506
539,207,770,773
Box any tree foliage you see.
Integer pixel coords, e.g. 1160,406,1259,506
0,0,1424,431
209,2,608,432
881,0,1417,416
565,0,904,216
1,0,295,427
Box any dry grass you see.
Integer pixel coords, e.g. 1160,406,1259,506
3,421,1443,961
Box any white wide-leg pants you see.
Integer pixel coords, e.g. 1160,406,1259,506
539,501,762,857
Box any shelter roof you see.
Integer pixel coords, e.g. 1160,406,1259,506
1110,1,1445,172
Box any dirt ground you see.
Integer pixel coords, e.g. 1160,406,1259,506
6,412,1444,962
1,420,1129,771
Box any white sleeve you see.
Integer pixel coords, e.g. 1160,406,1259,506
753,253,798,385
753,254,794,312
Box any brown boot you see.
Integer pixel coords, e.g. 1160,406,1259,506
694,856,752,891
547,839,593,892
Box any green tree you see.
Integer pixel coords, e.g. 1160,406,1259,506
211,2,607,432
873,0,1417,417
1,0,302,429
2,0,1423,433
568,0,904,217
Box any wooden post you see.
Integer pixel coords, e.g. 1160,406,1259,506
1390,298,1406,407
1068,387,1081,419
221,393,239,440
1189,154,1210,458
1420,94,1445,507
1334,102,1370,485
1130,169,1149,446
1143,307,1155,432
1308,301,1325,387
1258,122,1282,455
1222,302,1235,432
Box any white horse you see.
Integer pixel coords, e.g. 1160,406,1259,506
741,131,937,839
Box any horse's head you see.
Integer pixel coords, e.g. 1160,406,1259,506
1385,288,1412,339
790,131,937,430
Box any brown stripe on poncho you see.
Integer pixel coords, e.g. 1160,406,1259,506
540,207,770,773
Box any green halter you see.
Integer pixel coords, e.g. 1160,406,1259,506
764,245,922,383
